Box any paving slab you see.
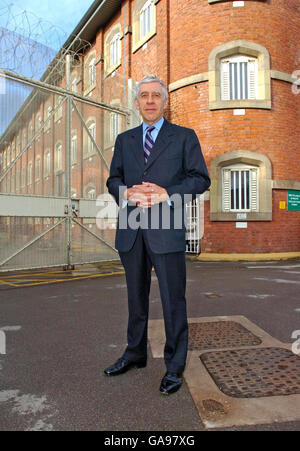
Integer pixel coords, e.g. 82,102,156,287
148,315,300,429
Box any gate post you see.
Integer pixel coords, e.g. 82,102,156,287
64,54,74,270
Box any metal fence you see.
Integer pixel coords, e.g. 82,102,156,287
0,70,203,272
0,69,129,271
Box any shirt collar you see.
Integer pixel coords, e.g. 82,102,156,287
142,117,165,133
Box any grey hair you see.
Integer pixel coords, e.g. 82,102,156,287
135,75,169,100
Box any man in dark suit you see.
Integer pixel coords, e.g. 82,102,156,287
104,76,210,394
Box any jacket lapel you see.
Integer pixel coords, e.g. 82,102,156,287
130,124,145,170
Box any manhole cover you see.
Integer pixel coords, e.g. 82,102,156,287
201,347,300,398
188,321,262,350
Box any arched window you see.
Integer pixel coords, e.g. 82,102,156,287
35,156,41,181
27,162,33,186
104,26,122,75
209,40,271,110
84,119,97,158
110,34,121,67
55,143,63,172
84,51,97,94
44,149,51,177
210,151,272,221
132,0,156,53
222,164,258,212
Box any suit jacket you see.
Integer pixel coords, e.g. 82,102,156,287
106,119,211,254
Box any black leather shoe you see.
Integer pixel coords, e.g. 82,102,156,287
159,372,183,395
104,357,147,376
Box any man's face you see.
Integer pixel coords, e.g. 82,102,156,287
134,82,168,125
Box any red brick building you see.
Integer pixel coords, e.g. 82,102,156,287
1,0,300,259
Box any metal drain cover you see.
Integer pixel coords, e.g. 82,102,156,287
201,347,300,398
188,321,262,350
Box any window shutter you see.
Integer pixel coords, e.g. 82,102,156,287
250,168,258,211
221,61,230,100
223,169,231,211
248,60,257,100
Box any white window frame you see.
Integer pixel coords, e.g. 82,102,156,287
35,156,41,181
110,113,119,143
89,58,96,86
88,122,96,155
55,144,63,172
221,55,258,101
44,150,51,177
222,164,259,212
71,135,77,163
28,161,33,186
140,0,153,39
87,188,96,200
110,34,120,67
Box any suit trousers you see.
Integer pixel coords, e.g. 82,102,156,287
119,228,188,374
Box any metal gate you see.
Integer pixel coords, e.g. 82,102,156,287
0,69,129,271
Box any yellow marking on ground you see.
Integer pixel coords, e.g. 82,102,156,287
0,271,125,288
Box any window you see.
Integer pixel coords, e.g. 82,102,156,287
110,113,119,142
28,162,33,186
22,131,27,148
222,165,258,212
44,150,51,177
84,51,97,94
45,105,53,130
89,58,96,86
132,0,156,53
28,123,34,141
88,122,96,155
55,144,63,171
16,137,21,155
54,95,63,121
210,151,272,222
71,135,77,163
71,77,78,93
140,0,153,39
110,34,120,67
35,156,41,181
7,146,11,166
88,188,96,200
208,40,271,110
11,143,15,161
104,26,122,75
221,55,257,100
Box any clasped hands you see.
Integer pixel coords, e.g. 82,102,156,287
124,182,170,208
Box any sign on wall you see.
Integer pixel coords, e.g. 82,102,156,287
288,190,300,211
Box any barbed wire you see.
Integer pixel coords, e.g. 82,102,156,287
0,0,91,84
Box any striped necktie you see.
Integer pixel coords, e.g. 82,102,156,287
144,126,155,163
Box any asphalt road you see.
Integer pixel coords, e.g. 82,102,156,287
0,259,299,431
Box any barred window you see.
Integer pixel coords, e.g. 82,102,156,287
221,55,257,100
222,165,258,212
